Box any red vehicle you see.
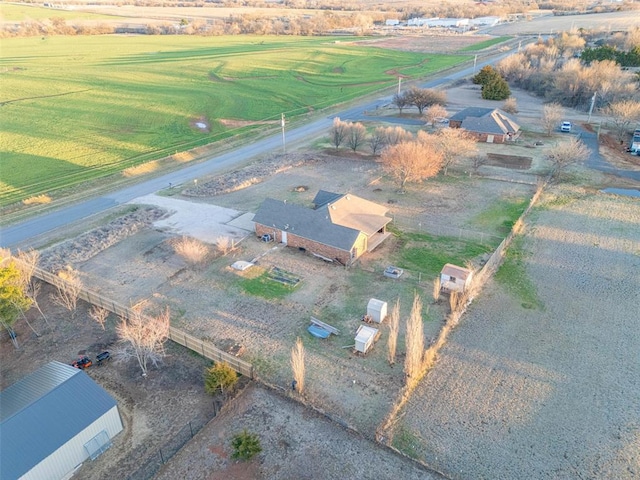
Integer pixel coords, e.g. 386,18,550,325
71,356,92,369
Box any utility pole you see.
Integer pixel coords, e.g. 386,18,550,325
281,113,286,154
473,54,478,74
588,92,596,123
397,77,402,96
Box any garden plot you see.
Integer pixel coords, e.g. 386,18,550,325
392,188,640,479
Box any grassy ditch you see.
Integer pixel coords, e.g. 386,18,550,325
495,235,543,310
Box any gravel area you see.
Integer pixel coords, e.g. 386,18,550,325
395,186,640,479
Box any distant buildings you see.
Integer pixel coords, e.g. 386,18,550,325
385,16,501,30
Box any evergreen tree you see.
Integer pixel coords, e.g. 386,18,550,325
481,77,511,100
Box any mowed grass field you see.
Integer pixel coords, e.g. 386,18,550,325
0,35,468,207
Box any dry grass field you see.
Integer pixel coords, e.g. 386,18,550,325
393,187,640,479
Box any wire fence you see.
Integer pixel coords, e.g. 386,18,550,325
16,262,254,379
126,413,215,480
390,215,503,245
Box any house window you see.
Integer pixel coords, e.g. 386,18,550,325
449,276,457,282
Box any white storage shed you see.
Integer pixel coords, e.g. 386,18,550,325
0,361,123,480
367,298,388,323
440,263,473,294
354,325,379,354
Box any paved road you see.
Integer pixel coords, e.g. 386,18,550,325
577,127,640,182
11,41,630,249
2,51,517,249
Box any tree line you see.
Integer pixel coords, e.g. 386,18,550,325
495,29,640,110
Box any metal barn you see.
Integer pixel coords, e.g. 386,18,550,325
0,361,123,480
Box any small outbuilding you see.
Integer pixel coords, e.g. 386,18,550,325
0,361,123,480
440,264,473,294
366,298,388,323
354,325,379,354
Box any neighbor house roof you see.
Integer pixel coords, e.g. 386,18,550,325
0,361,118,479
253,192,391,252
450,108,519,135
441,263,473,281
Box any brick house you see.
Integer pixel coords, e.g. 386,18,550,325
253,191,392,265
448,107,520,143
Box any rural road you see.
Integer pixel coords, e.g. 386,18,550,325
577,127,640,182
4,41,623,249
1,51,513,249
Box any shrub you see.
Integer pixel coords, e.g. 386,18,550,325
204,362,238,395
231,430,262,461
174,236,209,264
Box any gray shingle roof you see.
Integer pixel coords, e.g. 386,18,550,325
253,192,391,252
253,198,361,251
0,361,117,479
312,190,343,208
451,108,520,135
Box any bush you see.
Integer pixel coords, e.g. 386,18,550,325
482,77,511,100
204,362,238,395
231,430,262,461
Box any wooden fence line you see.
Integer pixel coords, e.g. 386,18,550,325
16,261,254,379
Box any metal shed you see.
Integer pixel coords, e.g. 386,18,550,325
355,325,379,354
367,298,388,323
0,361,123,480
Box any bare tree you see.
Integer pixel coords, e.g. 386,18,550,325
346,122,367,152
117,304,170,377
368,127,386,155
605,100,640,142
542,103,564,135
174,236,209,263
433,277,441,303
52,266,83,318
404,294,425,380
502,97,518,114
546,138,590,180
15,249,48,325
290,337,305,394
419,129,477,176
215,236,235,256
89,305,109,330
380,126,413,146
386,299,400,365
392,91,410,115
381,141,443,191
330,117,347,149
424,104,448,128
405,87,446,114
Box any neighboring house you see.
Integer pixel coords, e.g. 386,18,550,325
449,107,520,143
469,16,502,27
440,263,473,294
253,190,392,265
0,361,123,480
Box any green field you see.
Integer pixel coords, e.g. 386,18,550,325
458,36,511,52
0,35,468,206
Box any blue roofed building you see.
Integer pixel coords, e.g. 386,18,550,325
0,361,123,480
